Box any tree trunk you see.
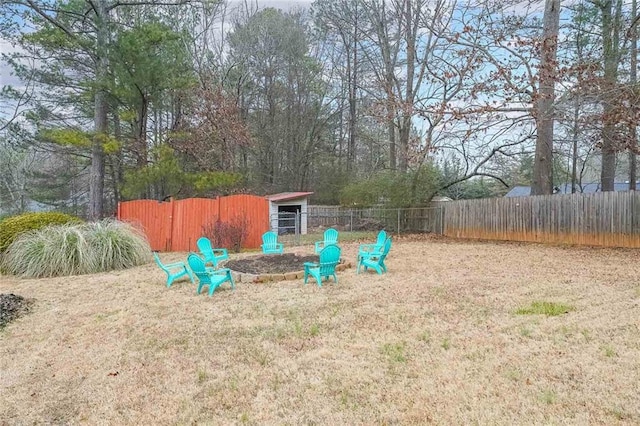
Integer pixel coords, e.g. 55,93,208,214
532,0,560,195
136,96,149,168
88,1,109,220
571,97,579,193
347,12,358,173
398,0,416,173
600,0,620,191
630,0,637,190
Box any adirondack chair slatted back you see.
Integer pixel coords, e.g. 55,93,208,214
357,230,387,260
187,252,234,296
304,244,342,286
153,252,170,274
318,244,341,275
315,228,339,254
187,253,211,284
197,236,229,268
357,237,392,275
261,231,283,254
153,251,194,287
374,230,387,248
378,237,392,261
324,228,338,245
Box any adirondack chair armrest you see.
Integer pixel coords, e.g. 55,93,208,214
164,261,187,269
304,261,318,268
314,241,324,251
211,267,231,274
359,250,382,260
358,244,382,256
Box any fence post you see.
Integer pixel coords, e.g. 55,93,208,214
350,210,353,232
397,208,401,234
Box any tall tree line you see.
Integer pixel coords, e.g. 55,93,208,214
1,0,639,216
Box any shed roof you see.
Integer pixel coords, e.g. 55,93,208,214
267,192,314,202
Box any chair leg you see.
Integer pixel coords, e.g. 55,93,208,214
185,268,195,283
228,272,235,290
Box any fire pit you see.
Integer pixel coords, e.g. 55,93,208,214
224,253,352,283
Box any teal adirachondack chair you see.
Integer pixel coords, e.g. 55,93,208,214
196,237,229,268
187,253,235,296
153,251,195,287
304,244,341,287
357,237,392,275
357,230,387,261
314,228,338,254
261,231,284,254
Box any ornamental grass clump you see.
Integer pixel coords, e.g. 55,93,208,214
86,220,151,271
2,219,152,278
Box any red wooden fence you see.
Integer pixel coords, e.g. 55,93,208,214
117,195,270,251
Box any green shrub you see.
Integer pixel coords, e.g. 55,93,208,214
1,219,152,278
0,212,82,253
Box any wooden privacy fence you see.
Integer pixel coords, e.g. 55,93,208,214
443,191,640,248
117,195,270,251
310,191,640,248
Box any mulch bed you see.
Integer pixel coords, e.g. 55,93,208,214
0,293,33,329
225,253,320,275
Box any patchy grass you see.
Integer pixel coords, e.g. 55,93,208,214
515,301,575,316
1,237,639,424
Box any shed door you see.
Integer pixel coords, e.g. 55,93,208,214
277,205,301,234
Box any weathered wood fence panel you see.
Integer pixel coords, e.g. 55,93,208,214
309,192,640,248
118,200,173,251
117,195,270,251
443,191,640,248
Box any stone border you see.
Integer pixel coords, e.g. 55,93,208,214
229,261,354,283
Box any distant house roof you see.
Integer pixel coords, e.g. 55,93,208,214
505,182,639,197
267,192,314,202
431,195,453,202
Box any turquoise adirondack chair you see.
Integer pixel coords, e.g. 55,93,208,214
187,253,235,296
304,244,341,287
261,231,284,254
153,251,195,287
357,230,387,261
357,237,392,275
196,237,229,268
314,228,339,254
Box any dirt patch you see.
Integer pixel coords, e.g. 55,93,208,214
0,293,33,329
225,253,319,274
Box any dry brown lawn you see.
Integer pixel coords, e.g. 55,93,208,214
1,236,639,425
